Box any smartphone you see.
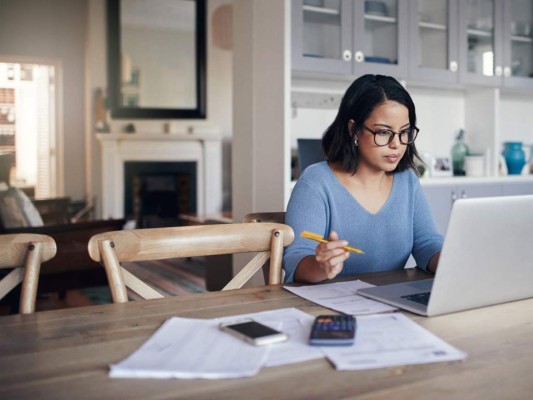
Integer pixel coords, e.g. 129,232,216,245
309,315,356,346
219,319,289,346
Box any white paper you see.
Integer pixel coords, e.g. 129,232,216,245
109,308,324,379
284,280,397,315
109,317,269,379
231,307,324,367
321,314,467,370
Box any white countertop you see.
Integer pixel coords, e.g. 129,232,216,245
419,174,533,185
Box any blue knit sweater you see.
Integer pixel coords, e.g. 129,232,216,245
283,162,443,282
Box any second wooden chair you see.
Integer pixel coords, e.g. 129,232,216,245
0,233,56,314
87,223,294,303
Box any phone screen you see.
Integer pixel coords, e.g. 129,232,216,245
225,321,280,339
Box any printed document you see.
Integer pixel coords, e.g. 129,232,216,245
284,280,397,315
321,313,467,370
109,317,269,379
109,307,323,379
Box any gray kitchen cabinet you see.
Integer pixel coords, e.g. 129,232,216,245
458,0,533,89
501,180,533,195
292,0,353,75
292,0,409,77
292,0,533,89
458,0,504,86
422,181,502,235
502,0,533,89
408,0,460,84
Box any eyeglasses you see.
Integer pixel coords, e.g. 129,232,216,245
362,125,419,147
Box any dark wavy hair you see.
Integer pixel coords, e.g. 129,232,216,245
322,74,420,175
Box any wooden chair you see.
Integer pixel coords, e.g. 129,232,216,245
87,223,294,303
243,213,287,282
0,233,56,314
243,212,285,224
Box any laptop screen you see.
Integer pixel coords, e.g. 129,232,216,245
297,139,325,177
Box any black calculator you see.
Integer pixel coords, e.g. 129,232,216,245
309,315,356,346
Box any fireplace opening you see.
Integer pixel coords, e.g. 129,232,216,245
124,161,196,228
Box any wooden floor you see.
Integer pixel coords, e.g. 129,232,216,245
0,258,207,314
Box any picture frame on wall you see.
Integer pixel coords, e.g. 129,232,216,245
430,156,453,177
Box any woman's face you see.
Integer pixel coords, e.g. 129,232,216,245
354,100,410,174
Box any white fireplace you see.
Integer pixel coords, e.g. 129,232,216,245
96,130,222,220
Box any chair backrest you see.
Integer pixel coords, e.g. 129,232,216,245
87,223,294,303
243,212,286,224
0,233,56,314
243,212,287,283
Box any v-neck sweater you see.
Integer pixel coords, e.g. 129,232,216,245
283,161,443,282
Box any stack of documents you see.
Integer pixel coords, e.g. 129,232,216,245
110,304,466,379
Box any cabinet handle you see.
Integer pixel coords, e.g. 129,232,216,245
503,66,511,77
461,190,467,199
449,61,458,72
451,191,457,204
343,50,352,61
495,66,502,76
354,51,364,63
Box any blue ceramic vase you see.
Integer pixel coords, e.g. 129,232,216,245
502,142,526,175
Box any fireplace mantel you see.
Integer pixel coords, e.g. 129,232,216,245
96,131,222,220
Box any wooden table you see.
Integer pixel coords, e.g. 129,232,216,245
1,269,532,399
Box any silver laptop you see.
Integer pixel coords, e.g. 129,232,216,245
357,195,533,317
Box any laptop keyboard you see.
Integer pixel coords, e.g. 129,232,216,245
402,292,431,305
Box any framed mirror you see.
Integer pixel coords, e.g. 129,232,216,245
107,0,206,119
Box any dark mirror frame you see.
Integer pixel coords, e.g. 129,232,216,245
106,0,206,119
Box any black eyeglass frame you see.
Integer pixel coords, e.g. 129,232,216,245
361,125,419,147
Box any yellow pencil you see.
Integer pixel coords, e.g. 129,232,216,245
300,231,364,254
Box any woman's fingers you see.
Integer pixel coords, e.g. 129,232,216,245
329,230,340,241
313,230,352,280
325,253,349,279
315,246,346,263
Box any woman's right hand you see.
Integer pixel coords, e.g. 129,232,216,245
314,230,350,280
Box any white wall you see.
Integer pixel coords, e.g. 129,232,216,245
0,0,87,200
207,0,233,210
232,0,290,220
409,86,465,158
291,107,336,148
500,92,533,146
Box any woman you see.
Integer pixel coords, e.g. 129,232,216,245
283,74,443,283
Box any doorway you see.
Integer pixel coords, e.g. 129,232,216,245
0,60,61,198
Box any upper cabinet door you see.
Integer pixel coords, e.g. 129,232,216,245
291,0,408,78
459,0,504,86
408,0,460,83
352,0,409,77
292,0,353,75
502,0,533,89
